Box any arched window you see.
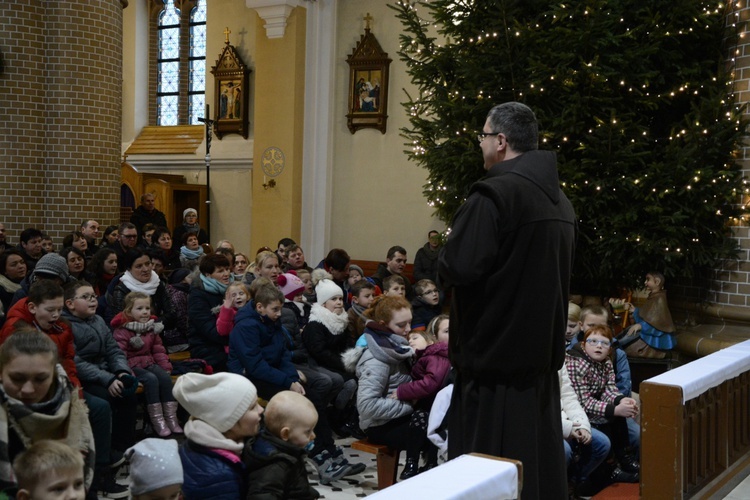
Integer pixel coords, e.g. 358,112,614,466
154,0,206,126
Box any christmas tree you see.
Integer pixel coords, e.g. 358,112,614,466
392,0,748,292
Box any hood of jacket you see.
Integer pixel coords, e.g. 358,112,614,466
416,341,449,360
234,300,280,329
484,150,561,204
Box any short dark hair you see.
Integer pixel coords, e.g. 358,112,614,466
28,280,64,305
383,275,405,290
214,248,235,267
118,222,136,234
62,232,85,249
150,227,171,246
181,232,199,246
350,280,375,297
386,246,407,260
324,248,350,272
486,102,539,153
286,244,302,254
122,248,148,270
63,280,93,302
277,238,296,249
199,253,231,275
145,248,166,266
0,249,25,277
59,246,85,263
19,228,43,245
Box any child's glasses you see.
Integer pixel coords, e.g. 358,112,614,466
585,339,611,348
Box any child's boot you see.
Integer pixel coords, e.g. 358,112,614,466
399,458,419,480
163,401,184,434
147,403,171,437
419,447,438,473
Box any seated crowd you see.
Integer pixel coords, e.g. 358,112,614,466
0,215,641,499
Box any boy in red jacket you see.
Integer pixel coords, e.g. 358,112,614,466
0,280,80,387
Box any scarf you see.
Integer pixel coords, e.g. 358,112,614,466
121,270,161,295
0,274,21,294
365,322,414,361
308,303,349,335
200,273,231,296
0,364,95,489
183,222,200,235
184,418,244,455
180,245,204,260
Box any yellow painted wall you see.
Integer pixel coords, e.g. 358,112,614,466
331,0,445,262
250,7,306,252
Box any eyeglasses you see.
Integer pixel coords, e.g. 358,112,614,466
421,289,439,296
74,293,98,302
586,339,611,348
477,131,500,142
122,234,137,239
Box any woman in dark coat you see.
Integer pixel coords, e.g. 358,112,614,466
172,208,209,247
0,250,27,319
105,248,175,329
188,253,233,372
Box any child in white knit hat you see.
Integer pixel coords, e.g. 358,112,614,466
172,372,264,499
126,438,182,500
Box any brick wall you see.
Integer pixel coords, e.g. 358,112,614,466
694,1,750,307
0,0,122,247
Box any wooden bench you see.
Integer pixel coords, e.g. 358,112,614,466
351,438,400,490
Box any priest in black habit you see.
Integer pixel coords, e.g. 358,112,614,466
439,102,576,499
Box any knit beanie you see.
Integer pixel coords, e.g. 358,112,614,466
349,264,365,278
315,278,343,305
32,253,70,281
278,273,305,300
183,207,197,220
172,372,258,433
126,438,183,495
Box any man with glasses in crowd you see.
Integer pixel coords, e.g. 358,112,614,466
439,102,577,499
113,223,139,272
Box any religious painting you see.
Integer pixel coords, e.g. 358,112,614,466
210,29,251,139
346,14,391,134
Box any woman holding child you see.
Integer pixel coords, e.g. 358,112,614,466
0,329,95,496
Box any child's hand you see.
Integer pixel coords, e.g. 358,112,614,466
222,295,233,309
573,428,591,444
387,390,398,400
108,379,124,397
290,381,306,395
614,399,639,418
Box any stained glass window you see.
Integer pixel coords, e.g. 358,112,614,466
156,0,207,126
189,0,207,124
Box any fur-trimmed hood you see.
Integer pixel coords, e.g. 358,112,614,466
308,303,348,335
342,346,365,373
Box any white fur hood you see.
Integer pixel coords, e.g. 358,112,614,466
341,346,365,373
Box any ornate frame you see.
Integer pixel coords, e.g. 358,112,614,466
211,31,251,139
346,15,391,134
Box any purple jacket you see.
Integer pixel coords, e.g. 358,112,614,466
396,342,450,403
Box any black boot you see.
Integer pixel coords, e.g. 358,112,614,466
399,458,420,480
419,446,438,473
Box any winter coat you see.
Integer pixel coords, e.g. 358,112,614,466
303,304,353,374
283,301,310,332
163,282,190,350
62,310,131,388
105,274,175,329
559,362,591,439
227,301,299,390
343,323,413,430
396,342,450,406
180,439,246,500
410,297,441,330
565,343,624,425
130,206,168,239
438,150,576,379
242,430,320,500
111,313,172,372
187,276,227,371
413,242,439,283
0,298,80,387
